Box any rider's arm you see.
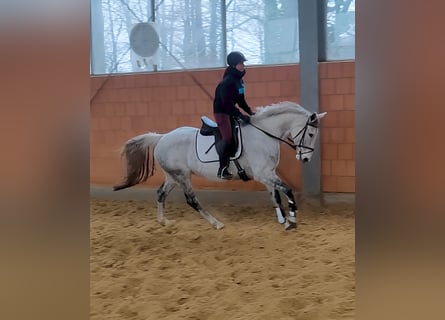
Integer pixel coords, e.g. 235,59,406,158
237,94,254,115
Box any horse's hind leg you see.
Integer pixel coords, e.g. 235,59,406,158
178,176,224,230
156,178,177,226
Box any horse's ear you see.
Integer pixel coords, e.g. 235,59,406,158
317,112,327,119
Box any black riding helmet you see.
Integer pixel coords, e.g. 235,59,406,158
227,51,247,67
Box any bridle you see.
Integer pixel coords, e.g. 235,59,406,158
248,114,318,157
292,115,319,159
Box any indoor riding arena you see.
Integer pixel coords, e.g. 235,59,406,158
90,1,355,319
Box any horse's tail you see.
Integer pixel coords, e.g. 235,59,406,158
113,132,163,191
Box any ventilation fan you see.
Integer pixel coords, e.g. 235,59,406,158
129,22,160,68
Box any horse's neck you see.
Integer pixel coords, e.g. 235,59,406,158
255,112,305,139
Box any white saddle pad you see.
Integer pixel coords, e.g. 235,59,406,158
195,128,243,163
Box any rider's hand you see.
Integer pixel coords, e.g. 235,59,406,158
239,114,250,124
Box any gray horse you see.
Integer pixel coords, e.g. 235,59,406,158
113,101,326,230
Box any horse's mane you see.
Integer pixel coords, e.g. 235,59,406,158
253,101,309,120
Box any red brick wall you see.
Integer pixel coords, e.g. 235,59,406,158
90,62,355,193
319,62,355,192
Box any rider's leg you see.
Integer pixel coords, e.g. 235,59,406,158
217,140,233,179
214,113,233,179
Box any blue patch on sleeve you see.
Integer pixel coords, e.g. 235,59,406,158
238,84,245,94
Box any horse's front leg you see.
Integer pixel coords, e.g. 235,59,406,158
284,188,298,226
266,187,286,223
263,174,298,229
266,186,295,230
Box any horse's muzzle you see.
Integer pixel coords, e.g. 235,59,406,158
296,154,310,162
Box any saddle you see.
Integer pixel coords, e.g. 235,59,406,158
199,116,240,153
195,116,249,181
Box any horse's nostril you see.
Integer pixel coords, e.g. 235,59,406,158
303,158,309,162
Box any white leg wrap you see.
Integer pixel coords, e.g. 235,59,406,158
288,210,298,223
283,220,291,230
275,208,286,224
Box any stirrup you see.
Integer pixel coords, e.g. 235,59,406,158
217,166,233,180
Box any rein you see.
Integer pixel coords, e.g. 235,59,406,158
249,122,297,150
248,116,318,153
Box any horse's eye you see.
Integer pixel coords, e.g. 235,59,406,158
309,133,314,138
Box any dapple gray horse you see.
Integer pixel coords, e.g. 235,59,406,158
113,101,326,230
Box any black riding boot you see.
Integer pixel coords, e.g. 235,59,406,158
217,141,233,180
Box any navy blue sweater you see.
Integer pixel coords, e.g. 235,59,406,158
213,66,253,117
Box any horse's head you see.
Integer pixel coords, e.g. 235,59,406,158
292,112,327,162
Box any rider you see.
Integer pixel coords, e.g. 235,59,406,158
213,51,255,180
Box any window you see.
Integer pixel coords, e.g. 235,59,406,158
226,0,299,65
90,0,301,75
325,0,355,60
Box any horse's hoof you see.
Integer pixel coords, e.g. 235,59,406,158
284,221,297,230
159,219,176,226
214,222,225,230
